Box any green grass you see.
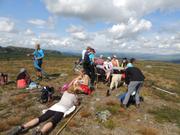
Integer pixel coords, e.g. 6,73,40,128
149,106,180,127
103,119,116,130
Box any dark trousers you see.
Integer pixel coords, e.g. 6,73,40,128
83,62,91,77
89,64,96,85
38,110,64,127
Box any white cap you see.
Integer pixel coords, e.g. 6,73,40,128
107,57,111,60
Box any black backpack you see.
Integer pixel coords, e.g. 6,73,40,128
40,86,54,103
84,51,90,64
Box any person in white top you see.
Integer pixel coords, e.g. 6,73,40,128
103,57,113,82
10,89,80,135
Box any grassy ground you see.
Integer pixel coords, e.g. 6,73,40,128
0,57,180,135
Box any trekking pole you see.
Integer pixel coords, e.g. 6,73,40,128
55,105,83,135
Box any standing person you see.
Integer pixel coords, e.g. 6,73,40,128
89,48,96,88
10,89,80,135
111,55,119,67
27,44,45,80
121,66,145,110
120,58,128,68
82,46,91,78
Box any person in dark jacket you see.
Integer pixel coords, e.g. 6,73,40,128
121,67,145,109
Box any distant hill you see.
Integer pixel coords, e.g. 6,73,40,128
0,46,62,59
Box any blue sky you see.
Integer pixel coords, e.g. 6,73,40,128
0,0,180,54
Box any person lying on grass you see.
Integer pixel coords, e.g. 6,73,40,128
10,88,80,135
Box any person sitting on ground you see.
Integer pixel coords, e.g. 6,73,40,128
103,57,113,82
126,58,135,68
94,55,104,66
111,55,119,67
120,66,145,111
10,88,80,135
17,68,31,89
0,73,8,85
72,69,92,95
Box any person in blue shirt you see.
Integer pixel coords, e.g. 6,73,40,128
27,44,45,80
126,58,135,68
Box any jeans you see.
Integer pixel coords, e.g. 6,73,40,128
123,81,143,105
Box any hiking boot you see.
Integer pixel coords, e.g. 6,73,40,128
106,89,110,97
8,126,26,135
32,129,43,135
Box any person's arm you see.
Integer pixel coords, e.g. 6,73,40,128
125,68,130,85
74,96,81,106
82,75,89,85
116,60,120,67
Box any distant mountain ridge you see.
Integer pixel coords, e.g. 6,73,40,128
0,46,63,59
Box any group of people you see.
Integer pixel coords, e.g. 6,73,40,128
10,44,145,135
80,46,145,110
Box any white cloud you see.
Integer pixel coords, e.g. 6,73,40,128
66,25,89,41
44,0,180,22
28,19,46,26
0,17,15,32
28,16,56,29
24,29,35,36
108,18,152,39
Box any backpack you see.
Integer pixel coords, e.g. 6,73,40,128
118,92,144,107
40,86,54,103
0,73,8,85
84,51,90,64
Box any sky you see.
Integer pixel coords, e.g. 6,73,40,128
0,0,180,54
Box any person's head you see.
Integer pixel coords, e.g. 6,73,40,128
130,58,135,64
107,56,111,61
112,55,117,60
20,68,26,73
67,86,79,94
35,44,40,50
90,48,96,54
86,46,91,52
100,55,103,59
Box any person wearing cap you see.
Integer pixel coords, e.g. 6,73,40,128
103,57,113,82
16,68,31,88
126,58,135,68
111,55,119,67
10,88,80,135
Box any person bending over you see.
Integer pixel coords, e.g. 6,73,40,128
120,66,145,110
10,89,80,135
